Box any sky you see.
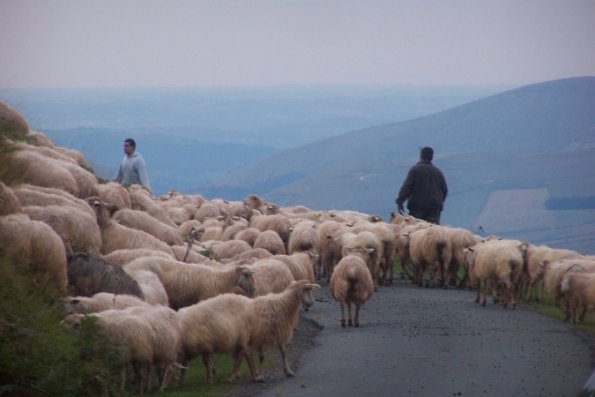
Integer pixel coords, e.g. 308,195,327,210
1,0,594,88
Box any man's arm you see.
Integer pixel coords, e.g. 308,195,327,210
114,161,123,183
136,157,151,191
396,168,414,206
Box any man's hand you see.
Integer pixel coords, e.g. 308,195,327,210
398,203,404,215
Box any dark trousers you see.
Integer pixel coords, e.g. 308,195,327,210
409,208,441,224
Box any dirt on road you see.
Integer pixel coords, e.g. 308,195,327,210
227,279,595,397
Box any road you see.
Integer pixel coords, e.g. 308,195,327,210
235,278,595,397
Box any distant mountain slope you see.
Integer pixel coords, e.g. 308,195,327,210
203,77,595,252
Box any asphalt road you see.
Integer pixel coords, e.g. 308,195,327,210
245,278,595,397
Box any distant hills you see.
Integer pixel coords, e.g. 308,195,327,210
202,77,595,253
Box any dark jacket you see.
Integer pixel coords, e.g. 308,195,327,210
396,160,448,212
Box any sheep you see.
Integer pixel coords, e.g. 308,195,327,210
87,197,174,256
251,214,292,249
65,292,150,314
352,221,398,286
179,220,204,239
170,244,217,265
55,146,90,169
177,294,258,384
559,268,595,324
254,230,287,255
248,280,319,380
0,213,68,291
10,141,99,198
244,194,268,213
330,255,375,327
273,252,316,284
221,220,249,241
443,227,481,288
13,184,95,218
0,148,81,196
405,225,452,288
543,258,595,310
26,130,55,147
394,220,432,281
317,220,346,281
465,239,528,309
234,227,262,247
209,239,252,261
112,208,184,246
67,253,144,298
63,309,155,393
288,222,319,256
96,182,132,211
525,245,582,301
246,258,296,297
221,248,273,266
194,202,222,222
22,204,102,255
102,248,174,266
128,185,177,228
341,231,382,289
123,257,255,309
126,305,182,392
128,270,170,306
229,201,253,221
0,181,21,215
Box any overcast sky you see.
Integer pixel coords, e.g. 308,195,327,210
1,0,594,88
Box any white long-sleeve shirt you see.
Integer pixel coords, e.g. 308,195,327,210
115,151,150,190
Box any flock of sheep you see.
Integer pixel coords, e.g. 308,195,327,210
1,101,595,394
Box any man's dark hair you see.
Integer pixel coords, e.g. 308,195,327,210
124,138,136,149
420,146,434,161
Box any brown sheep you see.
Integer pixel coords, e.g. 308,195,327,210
112,208,184,246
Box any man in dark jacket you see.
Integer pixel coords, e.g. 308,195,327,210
396,146,448,224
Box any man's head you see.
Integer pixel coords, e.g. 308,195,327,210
123,138,136,156
420,146,434,161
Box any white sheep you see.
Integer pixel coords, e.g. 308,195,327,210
251,214,292,249
87,197,174,256
22,204,102,255
442,226,481,288
96,182,132,211
543,258,595,311
330,255,375,327
127,270,170,306
253,230,287,255
65,292,150,314
405,225,452,288
177,293,257,384
273,252,316,284
525,245,581,301
288,222,319,256
13,184,96,218
234,227,262,247
124,257,255,309
465,239,529,309
246,258,296,297
112,208,184,246
248,280,320,380
317,220,346,281
102,248,174,266
0,213,68,291
341,231,382,289
128,185,177,228
209,239,252,261
559,266,595,324
194,202,222,222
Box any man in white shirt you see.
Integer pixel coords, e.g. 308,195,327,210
115,138,151,191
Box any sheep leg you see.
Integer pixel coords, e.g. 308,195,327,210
347,302,354,327
202,353,215,384
480,279,487,307
475,279,481,304
178,358,188,387
241,349,259,383
278,343,294,377
229,348,243,383
340,302,346,327
354,304,361,327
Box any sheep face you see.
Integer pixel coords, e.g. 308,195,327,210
237,267,256,296
301,283,320,312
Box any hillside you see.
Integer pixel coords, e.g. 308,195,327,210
202,77,595,252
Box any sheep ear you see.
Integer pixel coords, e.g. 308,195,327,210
366,248,375,254
306,284,321,291
70,298,81,304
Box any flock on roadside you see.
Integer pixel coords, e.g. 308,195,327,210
2,101,594,394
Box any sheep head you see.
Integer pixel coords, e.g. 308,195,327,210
236,266,255,296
